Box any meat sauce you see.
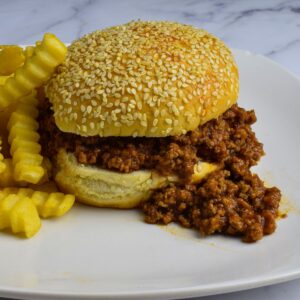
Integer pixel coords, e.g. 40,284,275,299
38,100,281,242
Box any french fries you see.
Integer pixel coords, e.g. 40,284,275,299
0,188,75,218
0,194,41,238
0,159,22,187
0,33,67,109
0,34,76,239
8,92,45,184
0,138,5,173
24,46,35,59
0,75,11,85
0,46,25,76
0,188,74,238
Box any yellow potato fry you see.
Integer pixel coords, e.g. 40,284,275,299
0,103,17,157
35,41,42,48
29,191,75,218
24,46,35,59
7,112,39,132
0,138,5,173
12,150,43,165
0,46,25,76
10,139,41,157
0,188,30,200
19,89,39,106
0,159,16,187
14,164,44,183
2,95,37,150
13,102,39,119
0,188,75,218
8,95,46,184
33,192,75,218
0,46,9,50
10,197,41,238
0,194,19,229
0,193,40,237
0,76,10,85
8,126,39,145
0,33,67,108
0,159,27,188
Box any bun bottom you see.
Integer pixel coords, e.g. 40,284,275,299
54,149,218,209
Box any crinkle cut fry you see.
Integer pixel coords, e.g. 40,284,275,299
0,159,20,187
0,33,67,109
7,92,45,184
0,46,25,76
0,194,41,238
0,138,5,173
0,188,75,218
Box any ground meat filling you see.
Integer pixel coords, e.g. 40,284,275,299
142,170,280,243
38,100,281,242
39,101,264,180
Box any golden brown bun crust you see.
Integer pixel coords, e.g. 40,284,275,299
46,21,239,137
54,150,217,208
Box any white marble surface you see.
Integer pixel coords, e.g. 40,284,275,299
0,0,300,299
1,0,300,77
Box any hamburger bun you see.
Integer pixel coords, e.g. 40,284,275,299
46,21,239,138
54,149,218,208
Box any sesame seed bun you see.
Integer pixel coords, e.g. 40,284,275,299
46,21,239,137
54,149,218,208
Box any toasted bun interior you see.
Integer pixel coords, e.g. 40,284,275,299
54,149,218,208
46,21,239,138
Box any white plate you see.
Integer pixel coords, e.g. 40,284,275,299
0,49,300,300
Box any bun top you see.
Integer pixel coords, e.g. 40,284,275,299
46,21,239,137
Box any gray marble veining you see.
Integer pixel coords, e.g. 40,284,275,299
0,0,300,76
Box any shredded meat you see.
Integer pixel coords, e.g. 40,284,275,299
38,99,281,242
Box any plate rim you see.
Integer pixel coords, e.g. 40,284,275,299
0,269,299,300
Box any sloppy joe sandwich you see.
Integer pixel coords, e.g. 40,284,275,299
38,21,281,242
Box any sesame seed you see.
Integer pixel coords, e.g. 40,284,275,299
87,106,92,114
137,102,142,110
166,128,172,134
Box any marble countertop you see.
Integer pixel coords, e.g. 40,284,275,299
1,0,300,77
0,0,300,299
